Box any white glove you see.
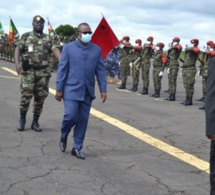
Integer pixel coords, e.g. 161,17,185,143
60,42,64,46
180,72,183,77
198,71,201,76
159,71,163,77
119,44,124,48
167,68,169,74
129,62,133,67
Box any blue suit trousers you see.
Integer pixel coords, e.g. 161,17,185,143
61,90,92,151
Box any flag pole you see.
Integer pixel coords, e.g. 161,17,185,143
47,17,63,45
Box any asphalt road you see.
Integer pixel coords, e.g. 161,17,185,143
0,60,210,195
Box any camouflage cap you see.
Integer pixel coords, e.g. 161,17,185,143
33,15,45,23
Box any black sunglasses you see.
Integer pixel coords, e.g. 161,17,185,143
80,31,92,35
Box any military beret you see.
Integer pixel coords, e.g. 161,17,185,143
191,39,199,44
123,35,130,40
33,15,45,23
156,42,164,47
207,40,213,46
173,37,180,42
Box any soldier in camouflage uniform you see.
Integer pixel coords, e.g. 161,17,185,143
116,36,132,90
0,39,2,59
129,39,143,92
139,36,154,95
14,15,60,132
180,39,200,106
150,42,167,98
198,40,214,110
164,37,182,101
197,41,213,102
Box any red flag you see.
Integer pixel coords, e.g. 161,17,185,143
91,17,120,59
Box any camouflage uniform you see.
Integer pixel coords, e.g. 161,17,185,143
198,51,209,101
140,43,154,94
129,46,142,92
181,44,200,105
152,51,166,97
166,43,182,100
49,35,60,71
16,31,57,115
117,44,132,89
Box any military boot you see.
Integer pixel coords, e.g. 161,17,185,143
31,114,42,132
17,112,27,131
180,96,188,105
129,85,138,92
197,93,205,102
165,93,176,101
150,91,156,97
154,90,160,98
141,87,148,95
129,85,137,92
169,93,176,101
117,82,126,90
199,103,205,110
184,97,193,106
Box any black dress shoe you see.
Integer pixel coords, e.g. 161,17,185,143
71,148,85,159
59,138,67,152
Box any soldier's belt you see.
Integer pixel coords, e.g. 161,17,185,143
153,65,162,68
182,65,195,68
28,65,48,70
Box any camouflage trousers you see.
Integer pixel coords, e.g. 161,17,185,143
50,55,58,71
182,66,196,97
153,66,163,92
168,65,179,94
141,58,151,88
131,64,140,86
120,60,130,83
20,71,50,115
201,76,207,95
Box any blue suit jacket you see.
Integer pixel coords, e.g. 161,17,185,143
56,40,107,101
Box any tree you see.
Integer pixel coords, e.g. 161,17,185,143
55,24,76,37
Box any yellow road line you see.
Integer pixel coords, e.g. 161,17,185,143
1,67,19,76
0,75,20,79
1,66,210,173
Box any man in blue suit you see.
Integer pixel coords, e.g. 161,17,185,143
55,22,107,159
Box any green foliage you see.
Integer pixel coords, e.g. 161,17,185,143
55,24,76,37
180,51,185,60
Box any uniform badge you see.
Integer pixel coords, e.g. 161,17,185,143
36,16,40,21
28,44,33,52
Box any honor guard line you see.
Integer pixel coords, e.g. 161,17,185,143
1,66,210,174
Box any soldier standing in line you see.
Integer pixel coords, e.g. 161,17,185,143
197,40,213,107
1,38,6,60
139,36,154,95
198,41,214,110
129,39,142,92
180,39,200,106
164,37,182,101
14,15,60,132
150,42,167,98
0,39,2,59
116,36,132,90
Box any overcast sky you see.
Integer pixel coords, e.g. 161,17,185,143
0,0,214,49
